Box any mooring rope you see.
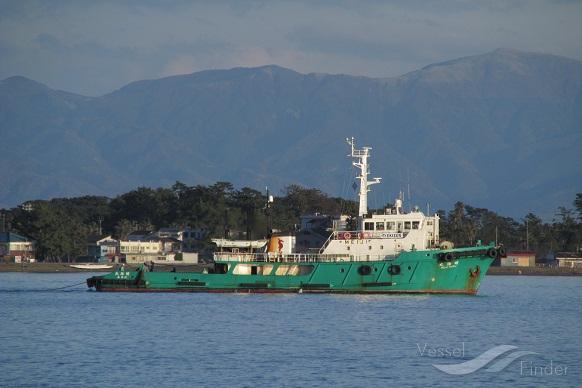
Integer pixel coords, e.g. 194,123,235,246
45,280,88,291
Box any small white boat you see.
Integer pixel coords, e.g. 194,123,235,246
70,264,113,270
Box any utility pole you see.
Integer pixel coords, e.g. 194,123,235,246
97,216,103,236
526,219,529,251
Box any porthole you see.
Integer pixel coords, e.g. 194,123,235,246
408,266,411,270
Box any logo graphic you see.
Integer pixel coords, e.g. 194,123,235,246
432,345,538,375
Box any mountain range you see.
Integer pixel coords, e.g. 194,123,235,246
1,48,581,219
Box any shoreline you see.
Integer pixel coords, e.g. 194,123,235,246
486,266,582,276
0,263,117,273
1,263,581,276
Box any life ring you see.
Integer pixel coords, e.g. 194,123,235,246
497,247,507,257
342,232,351,240
357,232,364,240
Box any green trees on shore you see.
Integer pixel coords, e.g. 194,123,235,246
0,183,580,262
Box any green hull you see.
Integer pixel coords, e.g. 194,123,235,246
87,246,496,295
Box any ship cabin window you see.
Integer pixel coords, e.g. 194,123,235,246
397,222,403,232
233,264,273,275
275,265,314,276
364,222,374,231
387,222,395,230
376,222,385,231
404,221,411,230
427,220,433,226
214,263,229,274
412,221,420,229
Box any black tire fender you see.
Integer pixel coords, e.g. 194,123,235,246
487,248,498,258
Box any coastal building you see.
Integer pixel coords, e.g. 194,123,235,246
119,238,197,264
127,230,154,241
87,235,119,263
0,232,36,263
182,227,208,251
555,252,582,268
153,227,184,241
86,227,206,264
119,240,161,263
501,251,536,267
296,214,335,253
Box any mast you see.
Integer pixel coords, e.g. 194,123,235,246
346,137,381,217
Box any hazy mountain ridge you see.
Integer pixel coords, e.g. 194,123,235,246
1,49,581,218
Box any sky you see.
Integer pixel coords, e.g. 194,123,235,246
1,0,581,96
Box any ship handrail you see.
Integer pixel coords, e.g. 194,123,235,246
213,252,396,263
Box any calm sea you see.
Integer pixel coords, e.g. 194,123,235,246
1,273,580,388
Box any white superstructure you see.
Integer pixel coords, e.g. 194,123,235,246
319,137,440,260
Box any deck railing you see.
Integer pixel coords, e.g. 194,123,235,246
213,252,396,263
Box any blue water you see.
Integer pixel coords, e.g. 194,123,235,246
0,273,580,388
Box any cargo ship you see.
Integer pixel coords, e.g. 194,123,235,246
87,138,503,294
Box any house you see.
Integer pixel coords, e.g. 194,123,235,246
501,251,536,267
147,236,182,254
0,232,36,263
153,227,185,241
295,214,338,253
127,230,154,241
87,235,119,263
119,240,161,263
555,252,582,268
181,227,208,251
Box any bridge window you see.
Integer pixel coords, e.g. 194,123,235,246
404,222,411,230
364,222,374,231
387,222,395,230
412,221,420,229
376,222,385,231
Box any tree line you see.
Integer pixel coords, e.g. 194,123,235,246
0,182,580,262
